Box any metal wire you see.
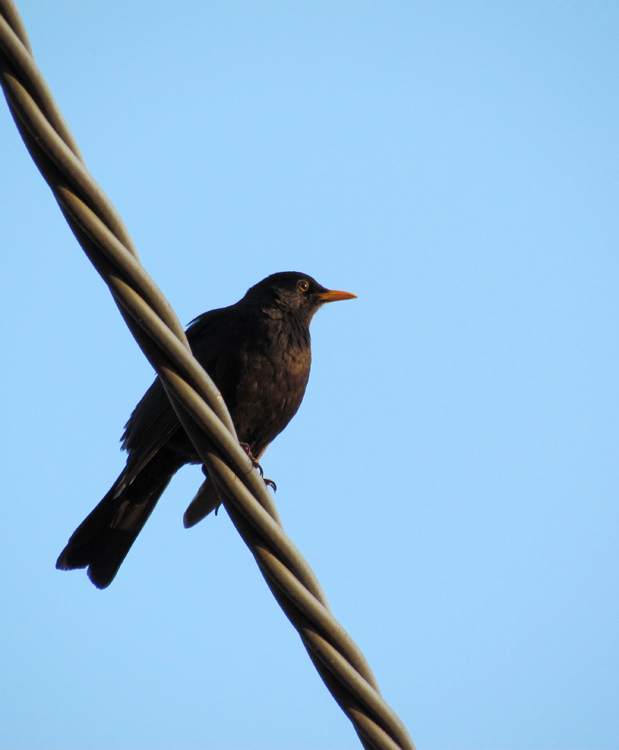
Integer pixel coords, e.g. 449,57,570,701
0,4,415,749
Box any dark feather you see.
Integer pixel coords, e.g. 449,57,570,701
56,272,355,588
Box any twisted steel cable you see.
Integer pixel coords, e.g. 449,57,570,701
0,4,415,749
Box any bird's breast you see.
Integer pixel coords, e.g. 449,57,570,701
230,325,311,455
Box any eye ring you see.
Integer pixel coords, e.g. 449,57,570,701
297,279,310,292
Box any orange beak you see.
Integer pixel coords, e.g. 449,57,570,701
318,289,357,303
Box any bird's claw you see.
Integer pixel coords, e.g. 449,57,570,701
239,442,276,491
239,442,260,468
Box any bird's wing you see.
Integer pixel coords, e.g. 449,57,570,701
117,379,179,491
183,444,268,528
183,477,221,527
118,307,237,490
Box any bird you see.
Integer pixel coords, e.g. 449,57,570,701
56,272,356,589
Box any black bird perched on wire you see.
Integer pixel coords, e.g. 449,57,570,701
56,272,356,589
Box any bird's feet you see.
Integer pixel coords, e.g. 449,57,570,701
239,442,277,492
239,442,261,470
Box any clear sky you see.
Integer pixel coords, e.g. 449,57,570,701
1,3,617,749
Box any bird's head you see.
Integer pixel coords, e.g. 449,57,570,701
243,272,357,325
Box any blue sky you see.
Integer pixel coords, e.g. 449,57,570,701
1,2,618,749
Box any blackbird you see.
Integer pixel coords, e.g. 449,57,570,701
56,272,356,588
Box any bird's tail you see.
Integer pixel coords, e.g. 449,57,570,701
56,456,179,589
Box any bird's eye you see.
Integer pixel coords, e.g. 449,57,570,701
297,279,310,292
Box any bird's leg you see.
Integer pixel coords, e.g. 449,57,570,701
239,442,277,492
239,442,261,472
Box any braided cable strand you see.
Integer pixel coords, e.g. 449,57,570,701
0,4,415,749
